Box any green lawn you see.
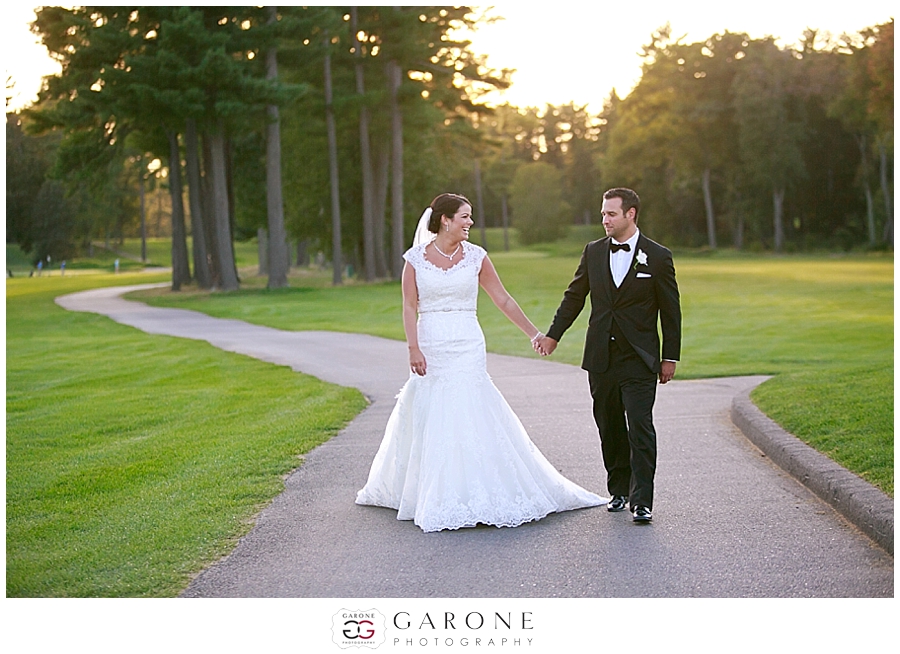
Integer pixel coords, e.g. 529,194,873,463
7,242,149,275
6,243,33,271
111,237,260,269
7,237,260,272
136,247,893,496
6,273,366,596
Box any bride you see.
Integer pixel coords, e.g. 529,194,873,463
356,193,606,532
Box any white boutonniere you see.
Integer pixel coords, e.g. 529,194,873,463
635,250,648,267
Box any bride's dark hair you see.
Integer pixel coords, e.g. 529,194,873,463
428,193,471,233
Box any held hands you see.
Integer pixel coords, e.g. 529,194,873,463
409,346,427,376
533,335,558,357
530,329,673,379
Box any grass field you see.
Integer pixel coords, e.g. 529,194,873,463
6,239,260,277
6,273,366,596
135,241,893,496
111,236,260,269
7,242,150,275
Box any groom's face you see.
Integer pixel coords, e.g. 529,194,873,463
601,197,636,242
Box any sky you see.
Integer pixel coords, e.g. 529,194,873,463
4,2,895,113
463,1,895,110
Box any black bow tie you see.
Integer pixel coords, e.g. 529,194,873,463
610,242,631,253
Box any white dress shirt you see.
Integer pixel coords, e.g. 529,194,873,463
609,229,640,288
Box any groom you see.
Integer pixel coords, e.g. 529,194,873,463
537,188,681,523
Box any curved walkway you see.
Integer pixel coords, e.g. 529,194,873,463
56,284,893,597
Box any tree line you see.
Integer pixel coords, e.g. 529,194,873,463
457,21,893,253
6,8,893,291
595,23,894,251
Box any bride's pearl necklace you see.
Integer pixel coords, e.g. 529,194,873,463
433,241,461,260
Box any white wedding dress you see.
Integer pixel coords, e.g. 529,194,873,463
356,240,607,532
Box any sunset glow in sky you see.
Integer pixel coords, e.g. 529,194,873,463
464,1,895,110
4,3,895,113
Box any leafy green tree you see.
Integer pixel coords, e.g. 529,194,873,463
597,25,878,251
509,162,570,244
277,6,508,276
828,28,882,245
551,103,602,224
28,6,303,290
788,29,861,249
5,112,59,253
666,33,748,249
466,100,600,238
29,179,81,263
26,7,141,249
733,38,808,252
864,20,893,245
600,26,682,241
484,140,521,250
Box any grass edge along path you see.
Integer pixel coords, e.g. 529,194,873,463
6,273,367,597
135,250,893,497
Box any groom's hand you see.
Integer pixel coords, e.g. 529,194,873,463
537,336,558,356
659,360,676,384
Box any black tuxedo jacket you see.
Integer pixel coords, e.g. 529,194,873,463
546,234,681,374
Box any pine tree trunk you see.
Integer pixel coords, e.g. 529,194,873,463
732,188,744,250
857,134,877,246
185,118,212,289
265,6,289,288
324,34,343,286
387,57,405,279
257,227,268,276
208,125,240,291
702,167,717,250
225,138,239,284
474,159,487,249
296,239,309,267
156,186,163,237
139,166,147,262
351,7,377,281
878,138,893,246
201,133,222,288
773,186,785,252
373,137,390,278
864,184,876,245
166,129,191,290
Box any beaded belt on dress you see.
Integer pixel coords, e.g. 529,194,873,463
418,309,476,314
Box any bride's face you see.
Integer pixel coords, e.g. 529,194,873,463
444,203,474,241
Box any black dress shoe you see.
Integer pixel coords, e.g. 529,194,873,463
632,506,652,522
607,496,628,512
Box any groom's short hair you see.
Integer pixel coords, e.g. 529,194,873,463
603,188,641,222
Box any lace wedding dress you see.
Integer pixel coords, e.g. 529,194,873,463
356,241,606,532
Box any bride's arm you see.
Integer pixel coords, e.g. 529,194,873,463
478,256,542,343
402,262,426,375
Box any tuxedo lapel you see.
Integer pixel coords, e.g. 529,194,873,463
598,239,614,305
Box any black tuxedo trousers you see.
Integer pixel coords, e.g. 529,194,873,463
588,338,658,509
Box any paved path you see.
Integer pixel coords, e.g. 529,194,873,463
57,284,893,597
